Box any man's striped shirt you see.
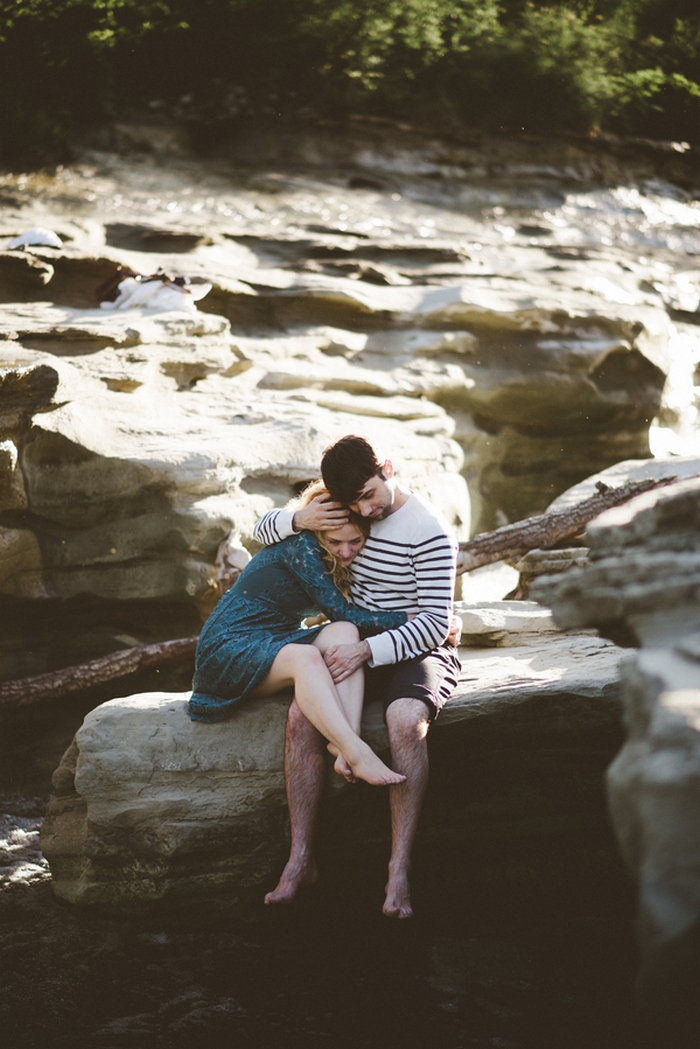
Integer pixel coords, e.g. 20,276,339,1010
252,493,457,667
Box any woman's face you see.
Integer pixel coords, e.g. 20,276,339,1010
323,522,365,566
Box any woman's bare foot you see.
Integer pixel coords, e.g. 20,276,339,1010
326,742,356,783
349,746,406,787
383,867,413,919
334,754,356,782
264,854,318,905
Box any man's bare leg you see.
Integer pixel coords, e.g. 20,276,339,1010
383,697,431,919
265,700,325,905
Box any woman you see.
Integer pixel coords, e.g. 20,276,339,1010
189,482,407,787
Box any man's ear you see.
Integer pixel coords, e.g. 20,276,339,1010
382,459,394,479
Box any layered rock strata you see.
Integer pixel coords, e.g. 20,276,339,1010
535,469,700,1038
0,200,673,678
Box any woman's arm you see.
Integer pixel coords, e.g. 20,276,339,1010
285,532,407,634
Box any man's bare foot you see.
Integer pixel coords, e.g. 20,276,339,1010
383,868,413,919
264,855,318,905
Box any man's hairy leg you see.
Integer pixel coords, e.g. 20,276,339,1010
383,697,431,919
265,700,325,905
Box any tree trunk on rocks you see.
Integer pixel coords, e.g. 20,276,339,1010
457,476,677,574
0,637,197,707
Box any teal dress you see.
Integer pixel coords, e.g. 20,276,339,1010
189,531,407,722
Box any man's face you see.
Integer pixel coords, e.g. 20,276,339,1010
349,472,395,520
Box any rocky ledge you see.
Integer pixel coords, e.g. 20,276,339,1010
41,605,621,911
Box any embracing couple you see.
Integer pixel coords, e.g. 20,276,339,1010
189,435,461,919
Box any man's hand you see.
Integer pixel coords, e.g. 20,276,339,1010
292,495,348,532
324,640,371,683
447,614,463,647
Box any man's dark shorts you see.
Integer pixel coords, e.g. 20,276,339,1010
364,643,461,722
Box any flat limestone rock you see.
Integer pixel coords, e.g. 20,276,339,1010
41,630,622,911
0,326,468,615
452,599,560,646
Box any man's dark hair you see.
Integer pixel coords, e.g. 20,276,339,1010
321,435,383,503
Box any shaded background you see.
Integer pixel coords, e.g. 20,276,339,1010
1,0,699,166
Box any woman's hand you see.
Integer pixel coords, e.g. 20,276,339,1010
292,496,348,532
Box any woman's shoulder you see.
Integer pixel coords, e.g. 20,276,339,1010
269,530,320,558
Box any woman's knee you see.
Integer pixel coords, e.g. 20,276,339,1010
320,621,360,644
288,644,326,672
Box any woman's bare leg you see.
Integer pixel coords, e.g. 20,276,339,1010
312,622,364,781
253,642,404,787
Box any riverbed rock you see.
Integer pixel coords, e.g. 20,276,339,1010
40,627,622,910
535,466,700,1036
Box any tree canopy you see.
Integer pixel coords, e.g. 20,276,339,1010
1,0,699,163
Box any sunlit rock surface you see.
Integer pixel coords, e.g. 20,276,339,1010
1,328,467,678
3,128,694,680
536,464,700,1034
41,616,622,910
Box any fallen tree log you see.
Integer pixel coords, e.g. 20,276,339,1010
456,476,680,574
0,637,198,708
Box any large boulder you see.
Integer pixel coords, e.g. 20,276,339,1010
607,647,700,1035
41,617,623,911
535,468,700,1037
538,470,700,647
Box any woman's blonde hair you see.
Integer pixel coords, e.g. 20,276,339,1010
294,479,369,597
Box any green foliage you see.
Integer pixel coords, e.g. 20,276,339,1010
0,0,699,164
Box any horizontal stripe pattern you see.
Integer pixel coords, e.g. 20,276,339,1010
352,529,456,665
253,508,297,547
253,497,457,666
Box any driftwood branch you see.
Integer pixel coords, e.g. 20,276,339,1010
457,476,679,574
0,636,198,709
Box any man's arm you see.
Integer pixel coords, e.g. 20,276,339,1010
365,533,457,665
324,531,457,682
324,610,462,684
252,498,348,546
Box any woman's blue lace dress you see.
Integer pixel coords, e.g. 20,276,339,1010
189,531,407,722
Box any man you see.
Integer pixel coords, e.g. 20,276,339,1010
252,435,461,918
